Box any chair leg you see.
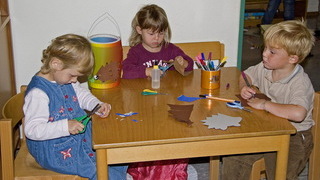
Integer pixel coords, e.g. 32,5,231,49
250,158,266,180
210,156,220,180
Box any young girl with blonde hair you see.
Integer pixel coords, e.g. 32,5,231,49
23,34,127,180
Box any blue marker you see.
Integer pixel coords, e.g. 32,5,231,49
201,53,205,60
209,61,215,71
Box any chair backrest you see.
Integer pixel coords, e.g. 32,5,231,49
2,86,25,147
308,91,320,180
122,41,225,61
2,87,25,121
0,88,25,179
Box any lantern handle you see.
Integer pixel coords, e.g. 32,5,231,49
87,11,121,39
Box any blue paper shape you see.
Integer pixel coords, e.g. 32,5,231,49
116,112,138,117
177,95,203,102
159,63,174,72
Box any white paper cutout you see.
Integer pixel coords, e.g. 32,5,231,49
201,113,242,130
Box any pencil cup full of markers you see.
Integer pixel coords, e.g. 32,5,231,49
201,69,220,89
196,54,227,90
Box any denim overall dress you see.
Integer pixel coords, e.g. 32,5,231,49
26,76,98,179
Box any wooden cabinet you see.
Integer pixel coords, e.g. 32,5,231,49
245,0,308,27
0,0,16,118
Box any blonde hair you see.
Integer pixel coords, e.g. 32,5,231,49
40,34,94,75
263,20,315,63
129,4,172,47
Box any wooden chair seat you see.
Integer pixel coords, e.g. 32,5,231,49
14,141,85,179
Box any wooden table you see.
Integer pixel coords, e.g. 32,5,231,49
91,67,296,180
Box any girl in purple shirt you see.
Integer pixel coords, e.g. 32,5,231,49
122,4,193,79
124,4,191,180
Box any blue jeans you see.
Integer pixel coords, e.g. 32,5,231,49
262,0,295,24
27,122,128,180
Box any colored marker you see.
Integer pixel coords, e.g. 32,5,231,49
208,52,212,60
241,71,251,87
195,56,205,70
201,52,205,60
215,61,226,70
199,95,235,103
209,60,215,70
215,57,228,70
241,71,255,99
220,56,227,64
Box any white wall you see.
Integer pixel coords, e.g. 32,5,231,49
9,0,241,89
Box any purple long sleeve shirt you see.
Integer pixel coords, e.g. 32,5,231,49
122,43,194,79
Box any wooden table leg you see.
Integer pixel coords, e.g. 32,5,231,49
210,156,220,180
96,149,108,180
275,135,290,180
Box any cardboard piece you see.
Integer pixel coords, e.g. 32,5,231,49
167,104,194,126
236,93,271,107
174,60,192,76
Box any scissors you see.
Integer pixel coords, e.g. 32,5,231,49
226,101,252,112
141,89,167,95
75,104,101,133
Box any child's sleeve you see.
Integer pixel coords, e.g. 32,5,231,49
122,47,148,79
288,75,314,112
73,82,103,111
23,88,70,140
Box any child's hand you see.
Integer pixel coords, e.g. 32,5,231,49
146,67,153,77
247,98,267,110
68,120,84,134
240,86,257,100
96,103,112,118
175,56,188,68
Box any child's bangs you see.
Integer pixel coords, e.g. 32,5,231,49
264,29,288,49
61,46,94,75
75,51,94,75
143,17,168,32
265,36,283,49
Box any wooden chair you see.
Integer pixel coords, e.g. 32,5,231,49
122,41,225,61
0,86,87,179
250,158,266,180
308,91,320,180
250,91,320,180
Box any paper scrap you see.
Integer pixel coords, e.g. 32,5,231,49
201,113,242,130
167,104,194,126
116,112,138,117
177,95,204,102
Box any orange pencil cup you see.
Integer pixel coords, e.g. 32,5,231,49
201,69,220,89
